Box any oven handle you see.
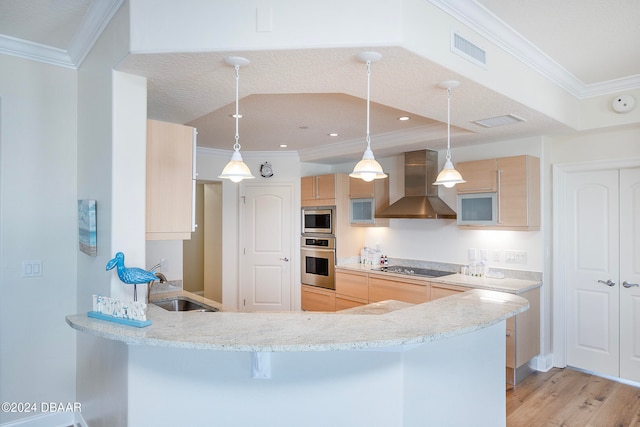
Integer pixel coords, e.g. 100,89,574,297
301,247,335,253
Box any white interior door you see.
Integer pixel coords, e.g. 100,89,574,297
242,184,293,311
565,170,620,376
620,168,640,381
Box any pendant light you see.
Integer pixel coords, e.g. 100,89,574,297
219,56,255,183
434,80,465,188
349,52,387,182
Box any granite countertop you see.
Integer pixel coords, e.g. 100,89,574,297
336,264,541,294
66,288,528,352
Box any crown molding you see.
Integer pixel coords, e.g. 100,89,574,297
0,0,123,69
429,0,640,99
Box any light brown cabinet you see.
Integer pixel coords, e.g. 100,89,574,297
457,155,540,231
455,159,498,193
348,176,390,227
335,270,368,300
368,275,429,304
146,119,195,240
430,283,467,300
301,174,336,206
496,156,540,229
301,284,335,312
506,287,540,385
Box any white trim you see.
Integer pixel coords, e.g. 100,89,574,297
552,157,640,370
0,0,124,69
429,0,640,98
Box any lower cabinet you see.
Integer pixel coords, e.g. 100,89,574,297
506,287,540,385
368,276,429,304
301,285,335,312
430,283,467,300
335,294,368,311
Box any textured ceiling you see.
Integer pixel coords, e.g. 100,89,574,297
1,0,638,163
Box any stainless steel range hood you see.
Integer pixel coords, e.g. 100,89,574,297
375,150,457,219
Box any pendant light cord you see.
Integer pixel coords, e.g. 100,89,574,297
234,65,241,152
445,87,451,162
365,60,372,148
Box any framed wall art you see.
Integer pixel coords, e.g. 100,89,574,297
78,199,97,256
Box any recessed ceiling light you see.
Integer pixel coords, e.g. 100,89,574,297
398,116,411,121
279,144,288,148
229,113,243,119
328,133,339,137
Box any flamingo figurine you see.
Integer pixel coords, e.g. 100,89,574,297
106,252,159,301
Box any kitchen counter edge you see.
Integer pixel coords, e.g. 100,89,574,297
66,289,528,353
336,264,541,294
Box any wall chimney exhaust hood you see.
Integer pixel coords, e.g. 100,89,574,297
376,150,457,219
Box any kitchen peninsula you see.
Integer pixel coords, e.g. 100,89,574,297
67,290,527,426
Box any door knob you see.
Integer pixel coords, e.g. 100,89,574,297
279,257,289,262
623,281,639,288
597,279,616,287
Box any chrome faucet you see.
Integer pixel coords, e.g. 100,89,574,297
148,272,167,302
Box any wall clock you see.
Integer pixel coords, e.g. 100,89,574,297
260,161,274,178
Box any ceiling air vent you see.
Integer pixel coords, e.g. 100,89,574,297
451,30,487,68
473,114,527,128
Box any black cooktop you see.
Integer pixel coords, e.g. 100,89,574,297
374,266,453,278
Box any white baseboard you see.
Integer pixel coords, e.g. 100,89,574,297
0,412,86,427
529,353,554,372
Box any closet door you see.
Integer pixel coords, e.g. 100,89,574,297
565,170,620,377
620,168,640,382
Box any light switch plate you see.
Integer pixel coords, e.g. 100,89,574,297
22,260,42,278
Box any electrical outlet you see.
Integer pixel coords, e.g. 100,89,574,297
505,250,527,264
468,248,477,262
22,260,42,278
480,249,489,262
514,251,528,264
492,251,502,262
505,251,516,263
160,258,168,272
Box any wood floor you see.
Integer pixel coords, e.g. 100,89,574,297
506,368,640,426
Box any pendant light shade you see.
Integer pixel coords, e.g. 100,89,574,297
219,56,255,183
350,51,387,182
434,80,465,188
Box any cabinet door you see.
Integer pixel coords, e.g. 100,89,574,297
316,174,336,200
335,295,368,311
146,119,194,240
497,156,540,228
336,271,368,300
349,177,375,198
301,176,316,202
368,276,428,304
430,283,466,300
456,159,498,193
301,285,335,312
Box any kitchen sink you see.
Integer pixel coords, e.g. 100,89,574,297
152,297,219,312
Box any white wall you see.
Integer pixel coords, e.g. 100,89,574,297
195,149,301,309
0,55,78,425
76,3,137,426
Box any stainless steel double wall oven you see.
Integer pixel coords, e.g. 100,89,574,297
301,206,336,290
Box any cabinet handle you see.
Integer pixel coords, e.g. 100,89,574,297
280,257,290,262
597,279,616,287
623,281,639,288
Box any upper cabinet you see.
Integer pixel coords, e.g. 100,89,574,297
301,174,336,207
348,177,390,226
457,155,540,231
455,159,498,193
146,119,196,240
